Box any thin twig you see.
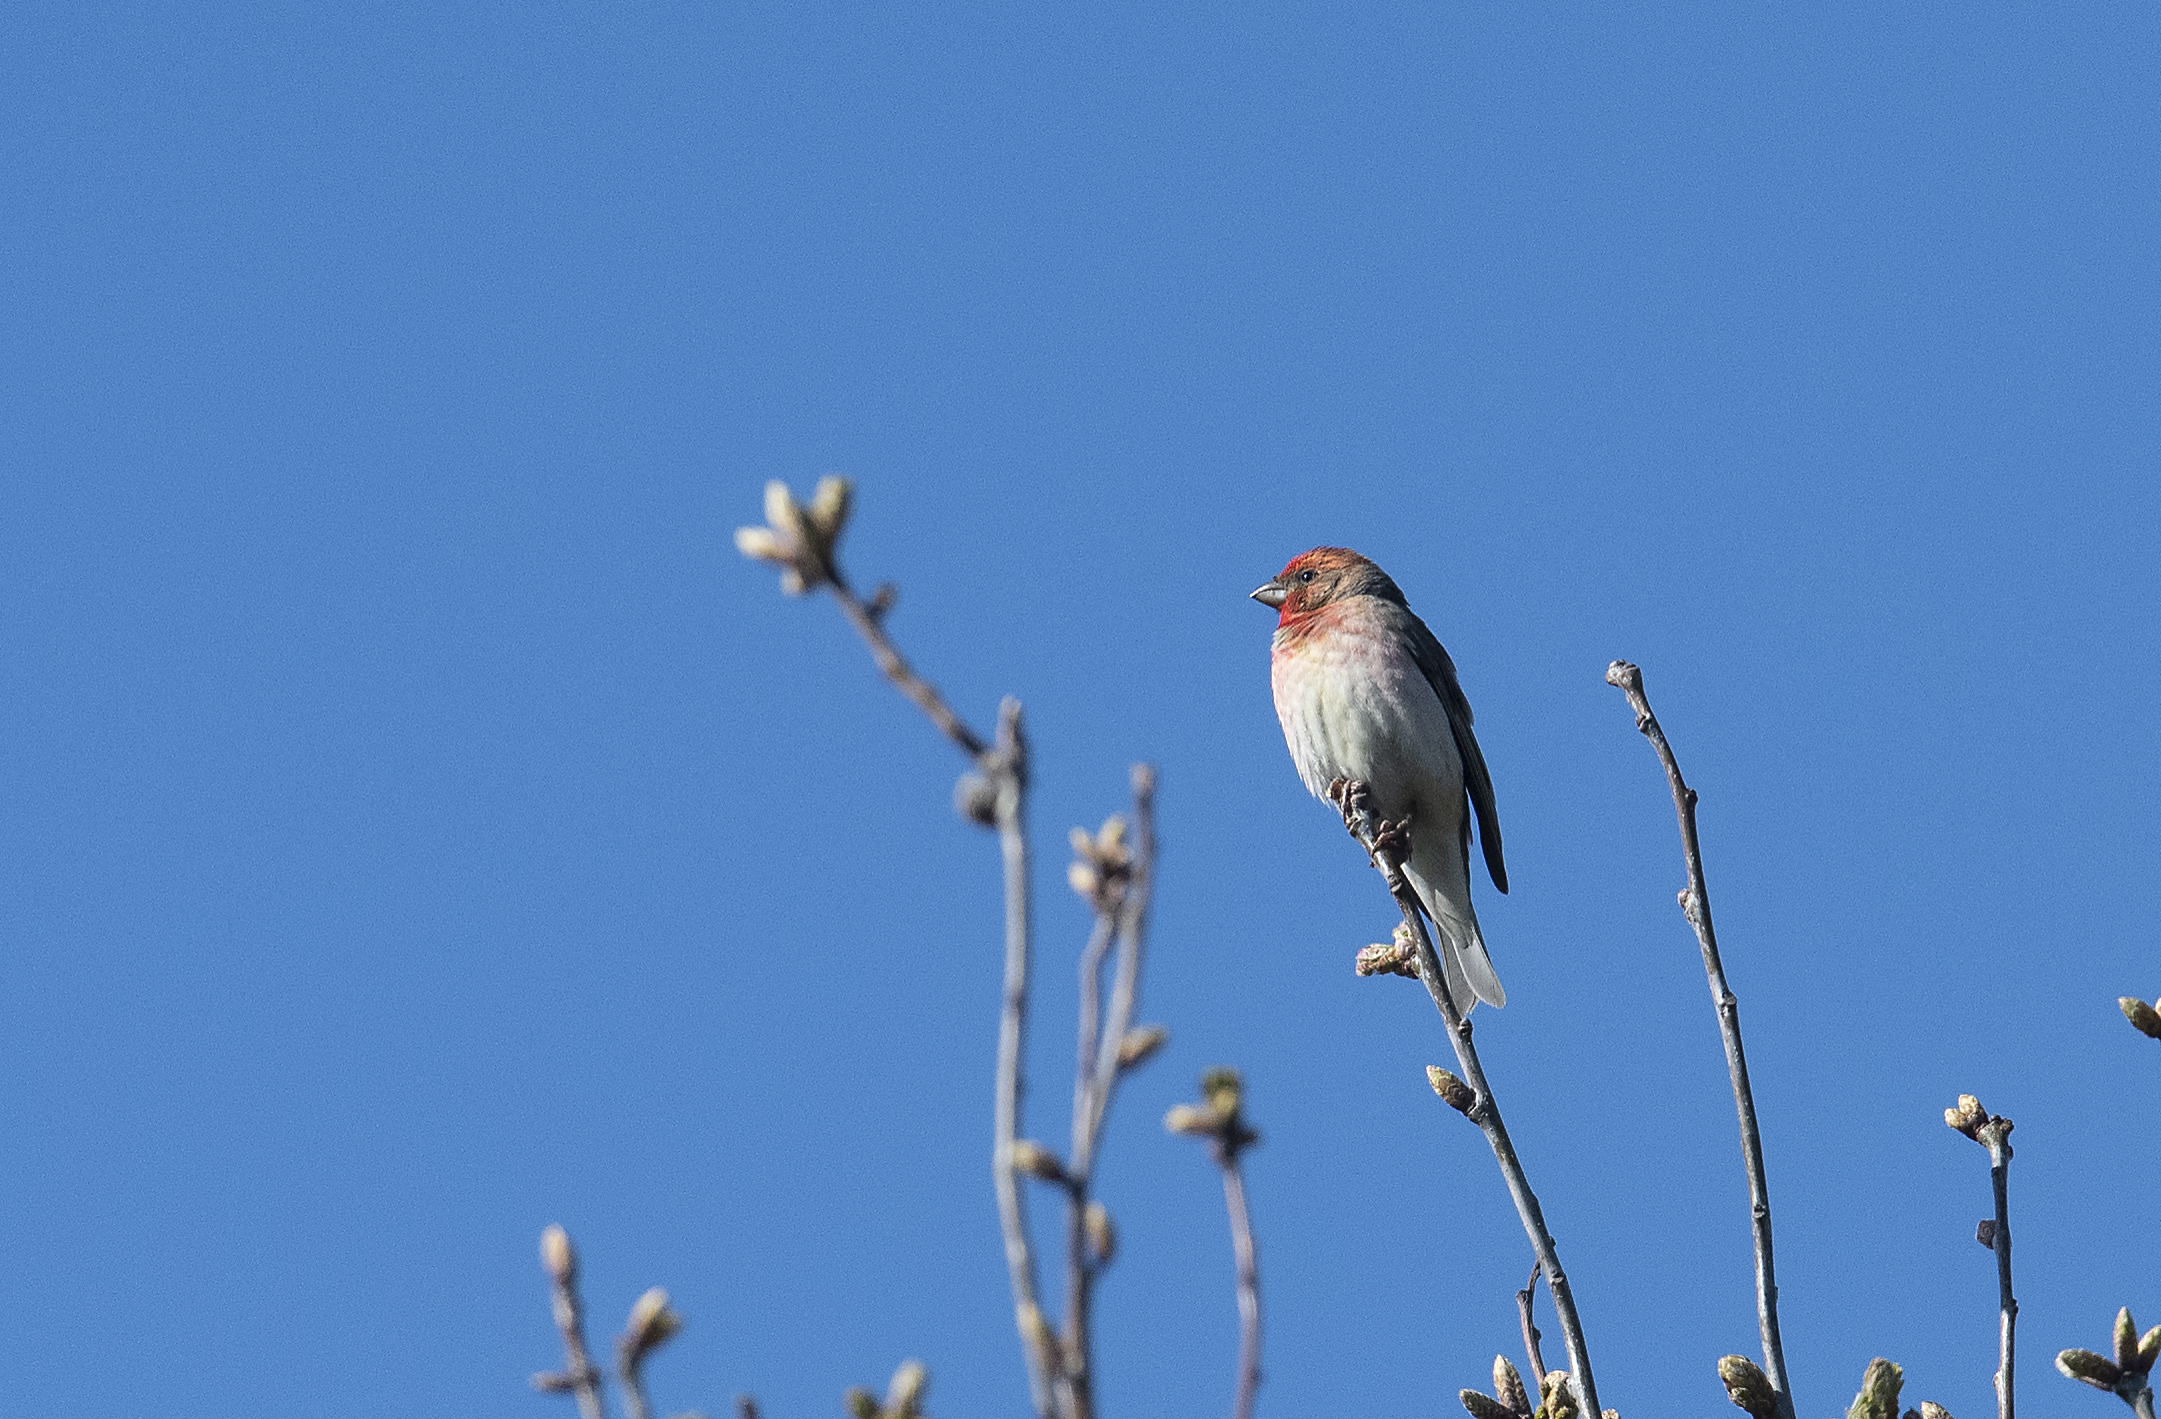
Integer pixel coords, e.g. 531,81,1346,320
1332,779,1600,1419
812,560,1054,1417
987,699,1054,1418
828,573,988,758
1063,765,1159,1419
1518,1262,1548,1391
1606,660,1794,1419
1984,1123,2016,1419
1218,1144,1262,1419
541,1228,607,1419
619,1366,651,1419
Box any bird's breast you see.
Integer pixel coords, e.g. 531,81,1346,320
1269,610,1460,814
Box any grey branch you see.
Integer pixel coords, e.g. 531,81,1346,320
1606,660,1794,1419
1948,1096,2017,1419
1220,1147,1262,1419
1062,766,1160,1419
1168,1072,1263,1419
1518,1262,1548,1392
1330,779,1600,1419
537,1225,608,1419
1988,1128,2017,1419
742,484,1055,1417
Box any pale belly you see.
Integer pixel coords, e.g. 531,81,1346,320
1270,623,1463,823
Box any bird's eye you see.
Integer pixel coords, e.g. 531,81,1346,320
1298,569,1317,584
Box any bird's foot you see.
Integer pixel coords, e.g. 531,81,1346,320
1371,813,1413,864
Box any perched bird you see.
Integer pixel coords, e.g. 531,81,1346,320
1253,548,1509,1009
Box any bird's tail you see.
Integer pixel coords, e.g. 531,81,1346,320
1431,910,1507,1011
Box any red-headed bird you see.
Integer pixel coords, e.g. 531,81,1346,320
1253,548,1509,1009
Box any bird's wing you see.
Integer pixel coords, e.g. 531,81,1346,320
1396,607,1508,894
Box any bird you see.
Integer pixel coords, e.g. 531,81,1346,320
1253,547,1509,1010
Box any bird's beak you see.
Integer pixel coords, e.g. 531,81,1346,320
1250,580,1288,609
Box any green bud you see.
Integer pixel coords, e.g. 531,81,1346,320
1918,1402,1954,1419
1718,1355,1778,1418
844,1387,879,1419
2057,1350,2122,1391
1201,1068,1243,1120
1849,1358,1903,1419
2120,997,2161,1040
1462,1391,1515,1419
1427,1066,1476,1115
1494,1356,1529,1416
2137,1326,2160,1376
1542,1371,1580,1419
2117,1309,2142,1372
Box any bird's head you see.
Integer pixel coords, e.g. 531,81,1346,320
1251,547,1403,622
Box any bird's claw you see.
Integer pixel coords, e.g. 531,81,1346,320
1371,814,1413,861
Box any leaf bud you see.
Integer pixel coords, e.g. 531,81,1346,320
1117,1025,1168,1070
885,1359,927,1416
1718,1355,1778,1418
844,1386,880,1419
1357,923,1423,978
2057,1350,2123,1391
1917,1403,1954,1419
1945,1096,1986,1140
1427,1066,1475,1115
623,1287,682,1363
954,773,998,826
1493,1356,1529,1416
2139,1326,2161,1375
1849,1358,1903,1419
1017,1302,1057,1362
807,477,853,543
1084,1201,1116,1265
1461,1390,1514,1419
1542,1370,1580,1419
541,1224,576,1285
2117,1309,2142,1372
734,526,784,564
1164,1104,1216,1137
1067,861,1100,900
1010,1140,1067,1184
2120,997,2161,1039
1201,1067,1243,1120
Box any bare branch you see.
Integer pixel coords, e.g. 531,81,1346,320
1060,767,1159,1419
988,699,1055,1417
1947,1096,2018,1419
536,1225,608,1419
1330,778,1601,1419
740,483,1054,1415
1220,1149,1262,1419
828,573,988,759
1168,1071,1264,1419
1606,660,1793,1419
1518,1262,1548,1391
615,1286,682,1419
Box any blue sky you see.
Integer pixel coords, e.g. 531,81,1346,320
5,3,2158,1417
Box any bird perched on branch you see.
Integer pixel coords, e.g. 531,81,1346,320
1253,548,1509,1009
